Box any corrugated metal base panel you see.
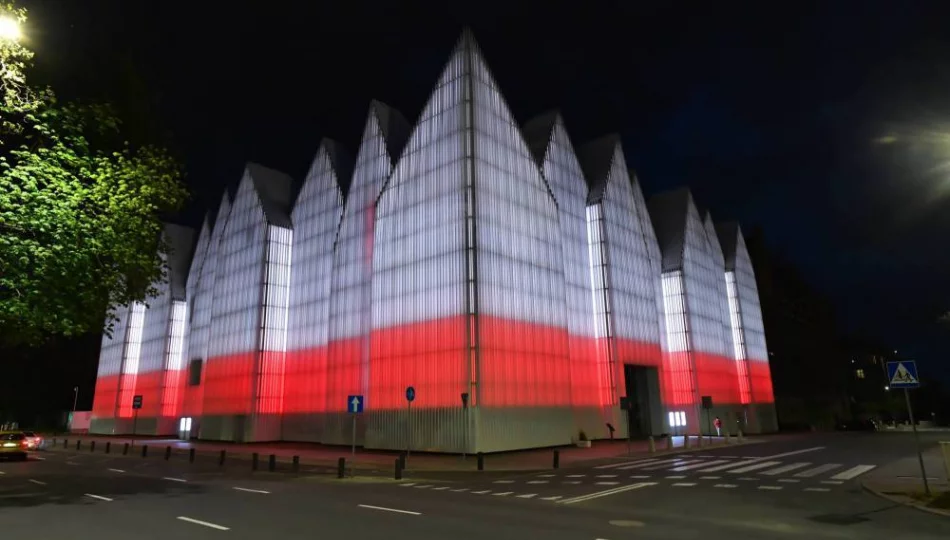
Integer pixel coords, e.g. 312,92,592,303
89,417,117,435
108,417,159,435
281,413,324,442
476,407,576,453
365,407,470,453
200,415,248,442
749,403,778,434
156,417,178,436
574,406,612,441
249,413,282,441
320,412,367,446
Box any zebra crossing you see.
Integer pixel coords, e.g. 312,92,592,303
592,454,877,483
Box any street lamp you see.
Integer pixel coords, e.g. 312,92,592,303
0,15,21,41
72,386,79,412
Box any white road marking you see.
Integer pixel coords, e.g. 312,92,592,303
450,488,469,492
177,517,230,530
517,493,537,499
830,465,876,481
643,459,703,471
672,482,697,487
163,477,187,483
595,458,660,470
714,484,738,488
563,481,581,484
805,487,831,492
493,492,513,496
699,476,721,480
432,486,449,491
66,462,78,466
727,461,782,474
526,480,549,484
493,480,515,484
821,480,844,485
414,484,433,489
107,468,125,473
357,504,421,516
756,447,826,460
671,459,729,472
28,479,46,485
629,475,651,479
617,458,680,470
596,474,618,478
538,474,556,477
84,493,113,502
595,481,620,485
399,482,417,487
559,482,656,505
540,495,562,501
0,471,4,475
33,457,45,461
794,463,841,478
761,462,811,476
472,490,491,494
566,474,586,478
737,477,759,481
233,487,270,494
665,475,686,479
758,486,783,491
778,479,800,483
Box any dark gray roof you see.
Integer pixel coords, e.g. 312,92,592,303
163,223,195,300
321,138,354,199
578,134,621,204
716,222,741,271
369,100,410,165
648,188,692,272
522,110,560,166
246,162,294,228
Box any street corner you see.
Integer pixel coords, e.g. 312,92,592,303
862,481,950,517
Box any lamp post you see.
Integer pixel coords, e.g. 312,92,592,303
72,386,79,412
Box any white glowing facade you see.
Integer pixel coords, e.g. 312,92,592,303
91,30,776,447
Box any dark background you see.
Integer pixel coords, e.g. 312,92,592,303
6,0,950,420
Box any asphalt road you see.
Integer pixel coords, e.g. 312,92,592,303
1,432,948,539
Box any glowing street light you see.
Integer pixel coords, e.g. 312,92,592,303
0,14,21,41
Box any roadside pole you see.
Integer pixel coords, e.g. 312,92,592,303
886,360,928,496
904,388,930,496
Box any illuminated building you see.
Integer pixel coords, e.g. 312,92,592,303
90,31,776,448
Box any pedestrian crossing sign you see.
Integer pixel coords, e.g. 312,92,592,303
886,361,920,389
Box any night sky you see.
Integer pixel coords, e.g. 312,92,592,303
16,0,950,387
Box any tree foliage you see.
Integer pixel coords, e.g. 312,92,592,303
0,3,188,346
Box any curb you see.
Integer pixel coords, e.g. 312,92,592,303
861,482,950,518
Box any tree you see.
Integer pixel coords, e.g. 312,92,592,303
0,3,188,346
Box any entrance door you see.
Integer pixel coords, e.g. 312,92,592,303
178,417,192,440
623,365,661,438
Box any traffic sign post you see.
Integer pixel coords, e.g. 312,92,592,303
347,395,363,456
131,395,143,444
405,386,415,460
461,393,469,460
887,361,929,495
701,396,713,442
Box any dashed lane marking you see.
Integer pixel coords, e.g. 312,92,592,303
699,476,721,480
820,480,844,485
758,486,783,491
450,488,469,492
432,486,449,491
538,474,556,477
28,479,46,485
595,481,620,485
526,480,549,484
672,483,697,487
472,490,491,495
84,493,113,502
596,474,618,478
778,479,800,483
559,482,657,505
177,517,230,531
399,483,416,487
107,468,125,473
493,492,513,497
233,487,270,494
540,496,562,501
737,477,758,481
714,484,738,488
493,480,515,484
163,477,187,483
414,484,433,489
563,481,581,485
517,493,537,499
629,475,651,479
805,487,831,492
358,504,421,516
666,475,686,479
566,474,586,478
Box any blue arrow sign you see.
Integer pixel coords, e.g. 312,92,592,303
405,386,415,403
347,395,364,414
886,361,920,389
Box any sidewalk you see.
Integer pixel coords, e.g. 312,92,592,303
862,443,950,516
45,433,752,473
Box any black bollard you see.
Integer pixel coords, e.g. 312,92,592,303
164,446,172,460
292,455,300,472
553,449,560,469
268,454,276,472
123,442,129,455
105,442,111,454
76,440,81,450
90,441,95,452
399,452,407,470
218,450,226,467
189,448,196,463
252,452,259,471
141,445,148,457
477,452,484,471
394,458,403,480
63,439,68,449
337,457,346,479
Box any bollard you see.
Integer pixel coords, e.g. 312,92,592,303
164,446,172,460
666,435,673,450
684,435,690,449
189,448,196,463
553,450,560,469
141,445,148,457
648,436,656,453
218,450,226,467
697,433,704,447
394,458,403,480
90,441,96,452
725,431,732,445
252,452,259,471
292,455,300,472
76,440,81,451
105,441,111,454
337,457,346,479
64,439,68,449
477,452,484,471
269,454,276,472
737,430,744,443
123,442,129,455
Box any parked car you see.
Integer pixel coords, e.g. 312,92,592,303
0,432,29,460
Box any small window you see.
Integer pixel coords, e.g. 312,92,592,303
189,358,203,386
856,369,865,379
